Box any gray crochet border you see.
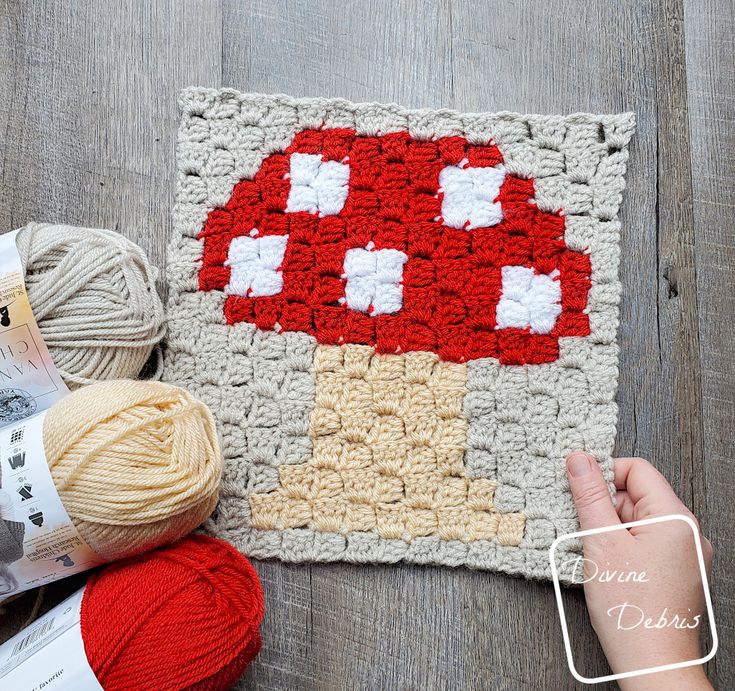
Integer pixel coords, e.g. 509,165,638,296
165,88,635,582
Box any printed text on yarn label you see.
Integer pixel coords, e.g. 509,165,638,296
0,230,68,424
0,411,102,595
0,586,103,689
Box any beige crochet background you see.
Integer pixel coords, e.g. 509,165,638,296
164,88,635,581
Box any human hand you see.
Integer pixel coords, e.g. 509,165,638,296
565,452,714,690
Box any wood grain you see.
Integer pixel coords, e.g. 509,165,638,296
684,0,735,686
0,0,732,688
0,0,223,635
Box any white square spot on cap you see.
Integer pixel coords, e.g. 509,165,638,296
439,163,506,230
225,235,289,297
286,153,350,217
495,265,562,334
342,247,408,316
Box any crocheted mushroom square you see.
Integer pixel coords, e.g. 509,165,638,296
165,89,635,581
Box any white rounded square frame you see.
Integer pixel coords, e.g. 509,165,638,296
549,514,718,685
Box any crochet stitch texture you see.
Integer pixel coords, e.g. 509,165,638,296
165,89,635,581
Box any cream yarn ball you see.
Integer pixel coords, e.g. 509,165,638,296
44,379,222,562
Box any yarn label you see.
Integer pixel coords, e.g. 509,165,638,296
0,229,68,425
0,410,102,595
0,585,103,689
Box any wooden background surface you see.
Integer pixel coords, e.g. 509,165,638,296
1,1,732,688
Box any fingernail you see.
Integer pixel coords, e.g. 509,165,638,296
567,452,593,477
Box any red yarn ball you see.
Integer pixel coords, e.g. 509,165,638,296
80,534,264,690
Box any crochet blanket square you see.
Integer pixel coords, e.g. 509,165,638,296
165,88,635,581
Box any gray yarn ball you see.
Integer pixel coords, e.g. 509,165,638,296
16,223,166,388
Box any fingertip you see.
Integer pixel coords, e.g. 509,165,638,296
566,451,595,477
565,451,620,530
613,490,636,524
612,456,682,509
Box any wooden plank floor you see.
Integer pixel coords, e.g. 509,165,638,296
1,1,732,688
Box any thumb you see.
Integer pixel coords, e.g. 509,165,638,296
566,452,620,531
